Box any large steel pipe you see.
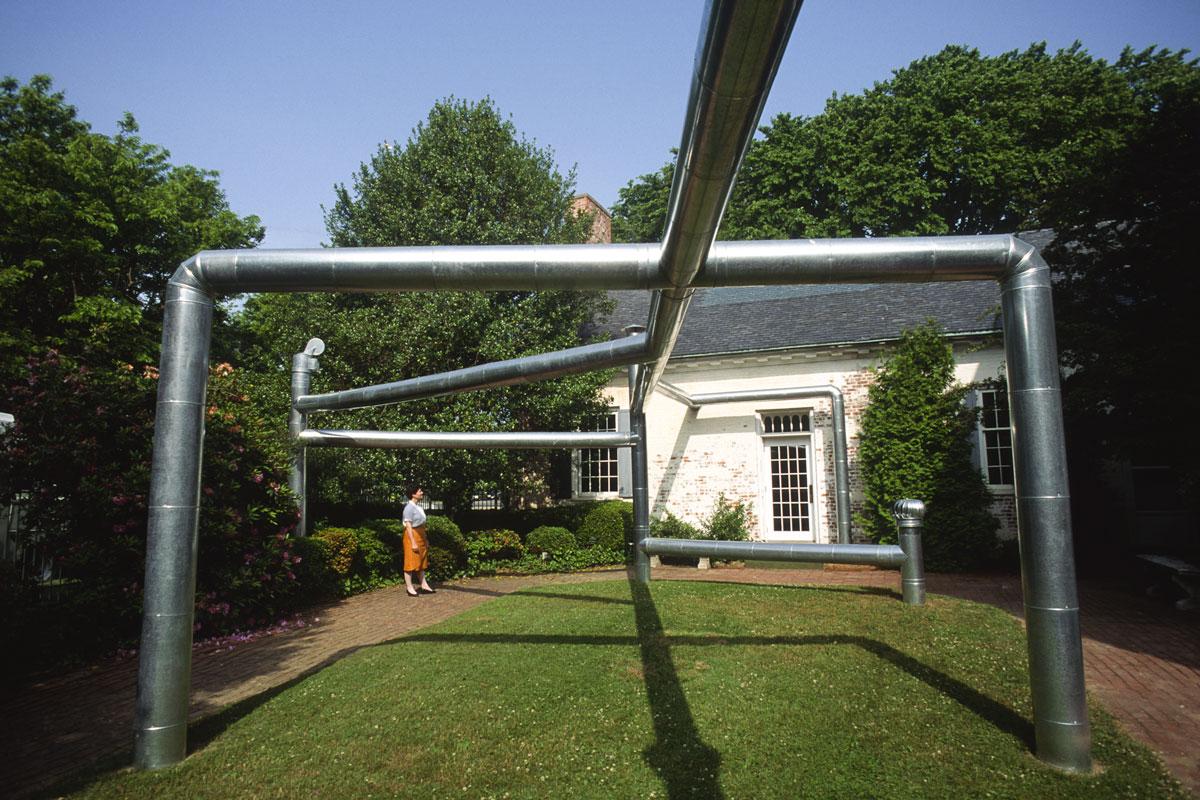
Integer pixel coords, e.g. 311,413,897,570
176,235,1027,296
635,0,804,409
296,429,636,450
186,242,662,292
134,279,213,768
296,334,648,412
1001,242,1091,772
659,382,851,544
641,537,906,568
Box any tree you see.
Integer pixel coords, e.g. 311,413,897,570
0,75,263,378
613,43,1200,518
0,77,281,673
1042,48,1200,507
857,322,998,571
234,97,612,515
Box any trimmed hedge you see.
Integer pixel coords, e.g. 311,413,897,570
577,504,626,551
527,526,577,556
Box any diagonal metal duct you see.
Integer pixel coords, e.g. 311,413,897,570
635,0,804,412
295,334,647,412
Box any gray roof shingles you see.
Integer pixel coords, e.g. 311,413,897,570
594,281,1002,357
589,232,1060,358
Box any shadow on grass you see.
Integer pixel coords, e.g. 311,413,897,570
629,570,726,799
509,589,634,606
37,580,1031,800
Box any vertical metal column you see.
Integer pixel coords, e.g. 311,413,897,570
288,339,323,537
1001,250,1091,772
626,326,651,583
134,277,213,769
892,499,926,606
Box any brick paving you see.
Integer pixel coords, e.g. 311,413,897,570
1,565,1196,798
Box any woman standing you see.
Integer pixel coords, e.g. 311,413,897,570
402,485,435,597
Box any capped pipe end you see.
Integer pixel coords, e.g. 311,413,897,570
892,499,926,521
304,337,326,357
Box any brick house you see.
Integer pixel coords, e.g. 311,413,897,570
563,224,1044,545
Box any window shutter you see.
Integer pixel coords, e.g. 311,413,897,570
617,409,632,498
965,389,982,472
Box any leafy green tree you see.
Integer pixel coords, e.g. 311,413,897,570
0,77,284,674
1042,48,1200,505
0,75,263,377
857,322,998,571
613,43,1200,517
234,97,611,515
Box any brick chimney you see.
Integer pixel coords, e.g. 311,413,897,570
570,194,613,244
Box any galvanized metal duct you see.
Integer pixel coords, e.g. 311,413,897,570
634,0,804,411
175,234,1035,295
296,429,636,450
295,334,648,412
641,537,905,567
658,382,851,544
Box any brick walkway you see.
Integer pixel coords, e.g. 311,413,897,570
2,566,1196,798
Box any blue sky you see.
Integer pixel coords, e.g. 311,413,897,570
3,0,1198,248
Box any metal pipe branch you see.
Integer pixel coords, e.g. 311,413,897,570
296,430,637,450
641,537,906,568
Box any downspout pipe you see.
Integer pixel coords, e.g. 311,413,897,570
633,0,804,412
296,430,637,450
659,382,851,544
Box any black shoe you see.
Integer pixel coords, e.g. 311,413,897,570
418,587,436,594
406,588,419,597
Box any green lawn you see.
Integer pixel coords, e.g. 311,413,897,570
68,579,1184,799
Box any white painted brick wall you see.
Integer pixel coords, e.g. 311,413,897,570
598,338,1016,542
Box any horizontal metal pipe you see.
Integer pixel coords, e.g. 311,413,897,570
659,382,852,545
296,334,649,412
297,429,638,450
174,235,1024,298
185,242,662,293
641,537,906,568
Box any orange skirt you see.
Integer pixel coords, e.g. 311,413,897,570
403,525,429,572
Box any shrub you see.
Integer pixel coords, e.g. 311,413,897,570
425,546,459,583
425,515,468,567
465,529,525,562
598,500,634,543
702,493,752,541
359,518,406,550
577,503,627,551
527,526,577,556
651,512,703,539
313,527,358,577
857,321,999,571
0,355,303,673
352,527,394,580
290,535,338,601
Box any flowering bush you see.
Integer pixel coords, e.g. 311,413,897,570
0,353,300,672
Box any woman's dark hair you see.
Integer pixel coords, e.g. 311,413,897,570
407,485,423,500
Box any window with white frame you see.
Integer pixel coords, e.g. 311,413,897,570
577,410,619,495
759,410,815,538
979,388,1014,486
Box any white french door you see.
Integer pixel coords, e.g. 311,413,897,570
763,438,815,541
